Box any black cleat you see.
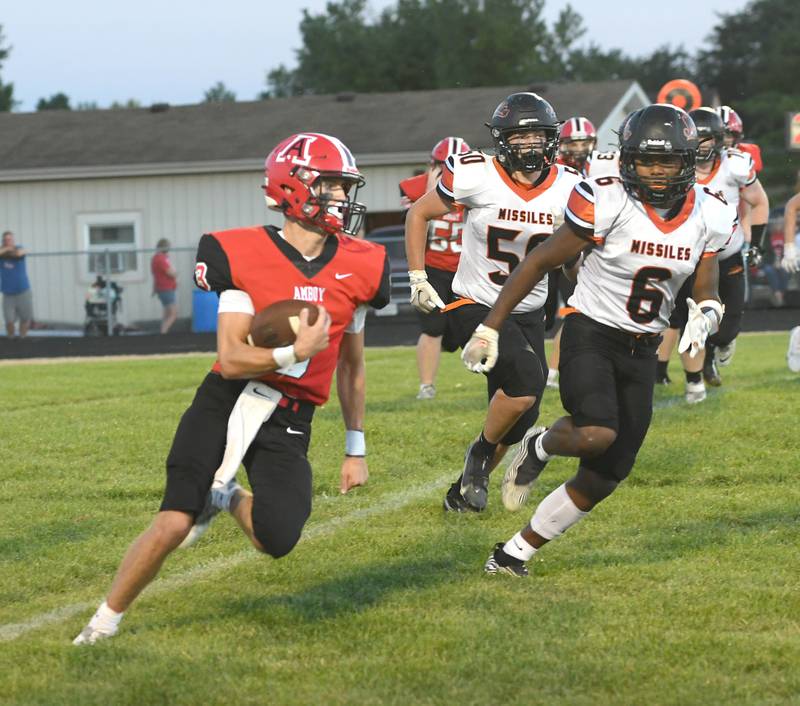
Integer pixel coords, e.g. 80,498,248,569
459,441,492,511
703,357,722,387
443,477,478,512
656,372,672,386
484,542,529,577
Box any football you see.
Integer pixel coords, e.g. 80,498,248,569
248,299,319,348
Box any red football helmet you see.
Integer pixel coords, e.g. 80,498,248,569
716,105,744,143
263,133,366,236
559,116,597,168
430,136,470,164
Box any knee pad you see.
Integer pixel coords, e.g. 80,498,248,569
251,496,310,559
492,345,545,399
568,465,620,507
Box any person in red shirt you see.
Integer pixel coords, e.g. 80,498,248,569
400,137,470,399
74,133,390,645
151,238,178,333
716,105,763,172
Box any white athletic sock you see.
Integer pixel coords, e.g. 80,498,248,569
547,368,558,383
503,530,537,562
535,432,554,462
530,483,587,541
89,601,124,632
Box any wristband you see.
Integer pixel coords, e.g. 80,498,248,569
345,429,366,457
273,345,297,369
751,223,767,249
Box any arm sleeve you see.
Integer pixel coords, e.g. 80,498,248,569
218,289,255,315
564,181,599,243
368,251,392,310
194,233,235,292
345,305,368,333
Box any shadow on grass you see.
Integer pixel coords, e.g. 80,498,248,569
0,519,96,564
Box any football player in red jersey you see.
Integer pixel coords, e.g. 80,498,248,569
716,105,763,172
74,133,390,644
406,93,581,513
463,106,734,576
557,116,596,177
400,136,470,400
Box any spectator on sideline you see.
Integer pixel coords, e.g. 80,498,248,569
0,231,33,338
151,238,178,334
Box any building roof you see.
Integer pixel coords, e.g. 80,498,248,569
0,79,643,176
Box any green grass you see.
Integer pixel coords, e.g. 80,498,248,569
1,333,799,706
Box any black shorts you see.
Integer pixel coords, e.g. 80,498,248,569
416,266,456,337
160,373,316,558
445,302,546,445
708,252,745,348
558,314,661,481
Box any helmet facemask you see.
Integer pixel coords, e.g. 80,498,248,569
620,149,696,208
302,170,367,236
491,126,560,173
695,131,724,163
559,137,596,170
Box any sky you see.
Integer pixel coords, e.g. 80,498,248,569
2,0,750,112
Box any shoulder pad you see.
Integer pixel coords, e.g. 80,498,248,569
450,150,493,194
723,149,755,181
338,234,384,255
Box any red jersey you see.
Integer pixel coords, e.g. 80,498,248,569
737,142,763,172
151,252,176,291
399,172,464,272
194,226,390,405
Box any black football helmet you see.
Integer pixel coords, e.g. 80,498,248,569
619,104,699,207
487,93,561,173
689,107,725,162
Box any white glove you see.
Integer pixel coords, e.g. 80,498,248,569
782,242,799,273
409,270,445,313
461,324,499,373
678,298,723,358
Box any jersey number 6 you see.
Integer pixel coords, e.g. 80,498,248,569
626,266,671,324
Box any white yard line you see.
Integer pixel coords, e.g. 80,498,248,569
0,477,449,642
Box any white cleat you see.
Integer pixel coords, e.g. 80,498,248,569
73,624,117,646
685,381,707,404
416,384,436,400
502,426,548,512
179,481,242,549
788,326,800,373
716,340,736,367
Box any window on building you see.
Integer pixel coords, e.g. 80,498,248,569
77,212,143,282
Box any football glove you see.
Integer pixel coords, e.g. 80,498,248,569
781,242,799,273
461,324,499,373
743,243,762,268
409,270,446,313
678,298,724,358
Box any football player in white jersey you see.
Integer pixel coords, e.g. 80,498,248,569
405,92,581,512
690,108,769,386
458,105,735,576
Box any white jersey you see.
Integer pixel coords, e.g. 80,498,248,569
438,152,580,313
587,150,620,178
564,177,736,334
696,148,757,259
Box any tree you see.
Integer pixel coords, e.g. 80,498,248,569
37,92,71,110
0,25,16,111
109,99,142,110
697,0,800,197
203,81,236,103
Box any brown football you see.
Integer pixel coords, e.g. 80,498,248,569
248,299,319,348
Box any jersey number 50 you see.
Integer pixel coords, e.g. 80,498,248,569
486,226,548,285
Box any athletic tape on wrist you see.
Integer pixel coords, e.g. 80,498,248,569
345,429,366,456
273,345,297,369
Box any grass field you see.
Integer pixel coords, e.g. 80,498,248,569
1,332,799,706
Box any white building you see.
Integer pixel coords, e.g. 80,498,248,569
0,80,648,326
